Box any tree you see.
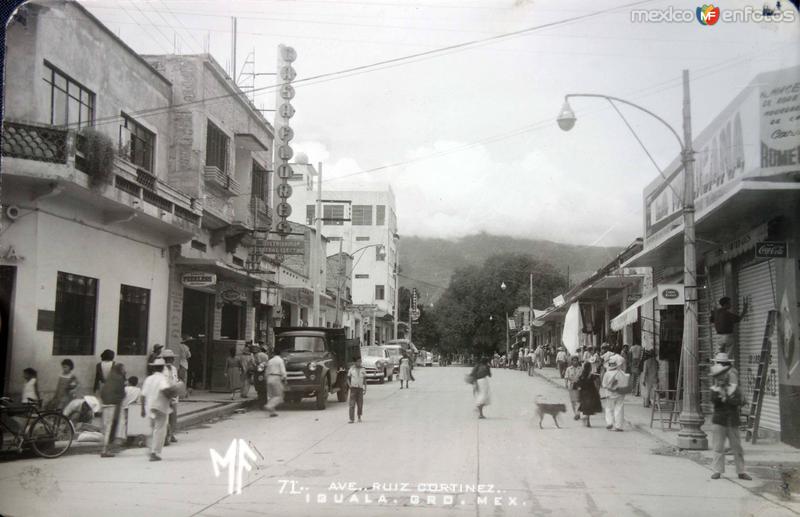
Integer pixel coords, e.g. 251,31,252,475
431,253,568,358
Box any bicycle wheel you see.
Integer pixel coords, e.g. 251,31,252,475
29,412,74,458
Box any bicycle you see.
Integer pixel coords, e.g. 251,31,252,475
0,397,75,458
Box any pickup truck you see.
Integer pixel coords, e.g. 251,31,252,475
273,327,360,410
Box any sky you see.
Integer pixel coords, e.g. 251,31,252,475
81,0,800,246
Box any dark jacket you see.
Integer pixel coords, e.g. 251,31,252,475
576,374,603,415
93,361,116,392
711,389,742,427
471,364,491,380
99,368,126,406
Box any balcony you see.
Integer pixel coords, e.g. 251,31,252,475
2,120,202,240
250,196,273,229
204,165,241,197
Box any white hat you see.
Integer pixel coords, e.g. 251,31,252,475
713,352,732,364
149,357,166,366
160,349,176,359
710,363,731,377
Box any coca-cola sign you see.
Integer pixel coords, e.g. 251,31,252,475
755,241,788,258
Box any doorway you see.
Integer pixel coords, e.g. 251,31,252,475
181,287,214,390
0,266,16,396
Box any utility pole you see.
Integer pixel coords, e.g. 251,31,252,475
312,162,323,327
529,272,533,353
408,296,413,343
393,244,400,339
230,17,237,79
335,238,343,327
677,69,707,450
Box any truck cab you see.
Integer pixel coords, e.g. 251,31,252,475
274,327,360,410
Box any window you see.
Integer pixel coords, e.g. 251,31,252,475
220,303,245,339
328,236,342,242
376,205,386,226
355,274,370,279
306,205,315,225
44,62,94,128
352,205,373,226
355,236,370,242
53,272,98,355
375,285,385,300
191,240,207,252
252,162,267,201
323,204,344,226
117,285,149,355
206,121,229,172
120,115,155,172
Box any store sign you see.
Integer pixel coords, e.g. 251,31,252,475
182,272,216,287
756,241,788,258
657,284,685,306
221,288,244,302
259,239,304,256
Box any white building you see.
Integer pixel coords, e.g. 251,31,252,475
288,170,399,344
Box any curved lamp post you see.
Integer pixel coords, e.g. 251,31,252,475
338,243,385,340
500,282,510,361
556,70,706,450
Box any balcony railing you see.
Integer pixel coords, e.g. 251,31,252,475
2,121,68,163
203,165,241,197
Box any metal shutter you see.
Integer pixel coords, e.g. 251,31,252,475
736,260,780,433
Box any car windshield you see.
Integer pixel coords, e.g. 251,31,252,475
275,336,326,354
385,348,400,357
362,346,384,357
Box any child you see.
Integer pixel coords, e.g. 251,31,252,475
46,359,79,411
22,368,40,406
116,376,142,443
141,358,172,462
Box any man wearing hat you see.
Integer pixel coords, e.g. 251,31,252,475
709,362,751,480
601,357,628,431
713,352,739,396
140,357,171,462
160,349,180,445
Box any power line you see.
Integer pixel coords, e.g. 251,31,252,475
126,0,176,52
143,0,202,54
154,0,207,53
116,3,173,54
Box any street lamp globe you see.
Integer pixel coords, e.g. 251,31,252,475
556,99,576,131
500,282,507,291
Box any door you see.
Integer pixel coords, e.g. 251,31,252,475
181,288,214,389
0,266,16,396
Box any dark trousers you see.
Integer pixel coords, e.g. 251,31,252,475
558,361,567,378
349,388,364,421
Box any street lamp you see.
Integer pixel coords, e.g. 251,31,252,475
556,69,706,450
337,243,385,340
500,282,509,363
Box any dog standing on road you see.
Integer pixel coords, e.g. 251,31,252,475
535,402,567,429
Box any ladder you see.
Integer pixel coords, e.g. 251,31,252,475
650,389,681,431
743,310,776,444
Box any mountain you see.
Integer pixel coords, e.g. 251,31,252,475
398,233,624,303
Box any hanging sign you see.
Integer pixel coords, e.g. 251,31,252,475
220,288,244,302
756,241,788,258
657,283,685,306
182,272,216,287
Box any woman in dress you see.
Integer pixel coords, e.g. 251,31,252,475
398,352,412,389
470,357,491,419
564,355,582,420
641,349,658,408
224,347,243,400
46,358,79,411
576,361,602,427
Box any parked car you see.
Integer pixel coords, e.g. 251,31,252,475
361,346,393,383
424,351,433,367
273,327,359,410
386,339,419,366
383,345,403,374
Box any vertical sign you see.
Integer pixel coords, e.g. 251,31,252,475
411,288,420,322
273,44,297,238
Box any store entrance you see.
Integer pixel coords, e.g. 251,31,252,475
181,287,214,390
0,266,16,396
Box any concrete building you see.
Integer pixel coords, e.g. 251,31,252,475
142,54,276,392
1,1,201,396
287,170,399,344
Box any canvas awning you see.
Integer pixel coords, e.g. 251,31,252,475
609,289,658,331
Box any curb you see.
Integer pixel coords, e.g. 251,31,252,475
176,399,255,430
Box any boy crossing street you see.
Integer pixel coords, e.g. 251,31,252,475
348,358,367,423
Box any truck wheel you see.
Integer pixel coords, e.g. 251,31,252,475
379,371,385,384
316,378,330,410
337,377,349,402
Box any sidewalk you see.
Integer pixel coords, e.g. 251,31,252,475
526,365,800,510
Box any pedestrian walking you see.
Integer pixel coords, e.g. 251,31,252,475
161,349,180,445
265,350,287,417
118,376,141,443
93,349,116,394
628,342,643,397
398,352,412,389
252,347,269,410
556,347,568,378
239,347,255,399
532,346,543,369
140,358,172,462
46,358,79,411
564,356,582,420
99,363,126,457
146,344,164,375
712,352,739,393
469,357,491,419
602,358,628,432
176,337,192,385
709,363,751,480
711,296,748,354
225,347,243,400
21,367,40,405
347,357,367,423
641,349,658,408
576,362,602,427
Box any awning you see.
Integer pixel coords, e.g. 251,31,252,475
175,257,263,285
610,289,658,331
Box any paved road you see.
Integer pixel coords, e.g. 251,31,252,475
0,367,792,517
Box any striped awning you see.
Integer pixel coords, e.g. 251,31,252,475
610,289,658,331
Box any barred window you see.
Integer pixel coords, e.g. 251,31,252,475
375,285,385,300
44,62,94,128
252,162,267,201
117,285,149,355
120,115,155,173
355,236,370,242
306,205,315,225
323,204,344,226
355,274,369,279
376,205,386,226
352,205,372,226
206,121,229,172
53,272,98,355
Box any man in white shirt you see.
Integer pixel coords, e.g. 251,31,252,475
161,349,180,445
140,359,172,461
347,358,367,423
265,352,287,417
